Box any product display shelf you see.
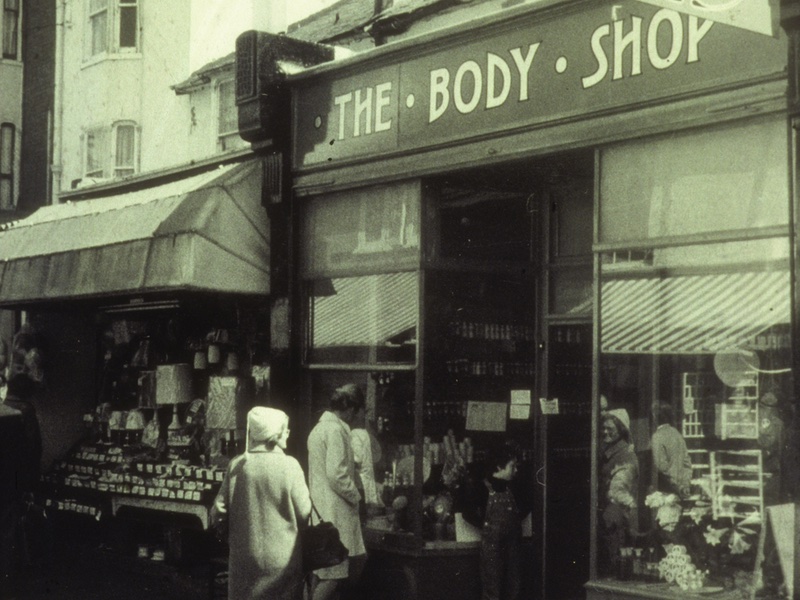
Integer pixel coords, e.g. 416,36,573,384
714,373,759,440
681,372,716,439
41,442,224,531
709,450,763,521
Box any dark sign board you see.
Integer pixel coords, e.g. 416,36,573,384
293,0,786,168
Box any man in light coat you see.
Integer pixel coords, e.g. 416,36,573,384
307,384,367,600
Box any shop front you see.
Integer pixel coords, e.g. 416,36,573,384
244,0,798,597
0,155,274,561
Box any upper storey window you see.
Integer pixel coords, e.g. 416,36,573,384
87,0,138,58
2,0,20,60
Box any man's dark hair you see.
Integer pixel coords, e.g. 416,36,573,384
330,383,365,412
7,373,35,400
656,403,675,426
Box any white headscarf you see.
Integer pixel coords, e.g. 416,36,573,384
246,406,288,452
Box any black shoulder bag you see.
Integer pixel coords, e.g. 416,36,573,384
302,501,349,572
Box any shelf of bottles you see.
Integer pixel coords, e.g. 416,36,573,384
444,320,534,379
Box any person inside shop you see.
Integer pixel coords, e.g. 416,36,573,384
211,406,311,600
0,374,43,592
307,384,367,600
650,402,692,499
599,408,639,575
462,441,523,600
350,411,382,522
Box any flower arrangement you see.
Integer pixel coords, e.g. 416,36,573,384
644,490,761,590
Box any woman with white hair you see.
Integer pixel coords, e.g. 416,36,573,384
212,407,311,600
599,408,638,575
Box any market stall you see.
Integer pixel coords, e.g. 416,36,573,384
0,155,273,562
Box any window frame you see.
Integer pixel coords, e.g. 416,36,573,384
83,122,139,180
112,121,139,178
0,122,15,209
86,0,140,59
115,0,138,53
88,0,109,57
2,0,20,60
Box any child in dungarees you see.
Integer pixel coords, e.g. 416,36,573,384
464,444,522,600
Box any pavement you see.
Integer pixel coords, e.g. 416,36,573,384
4,516,222,600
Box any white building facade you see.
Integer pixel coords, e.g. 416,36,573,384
0,0,22,210
55,0,297,200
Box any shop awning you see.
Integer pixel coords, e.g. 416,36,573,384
601,270,790,354
0,159,270,306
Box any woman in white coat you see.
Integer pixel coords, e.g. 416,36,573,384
213,407,311,600
307,383,367,600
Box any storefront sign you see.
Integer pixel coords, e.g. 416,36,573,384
634,0,777,37
294,0,785,167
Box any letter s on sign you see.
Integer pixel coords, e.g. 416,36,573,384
581,24,611,90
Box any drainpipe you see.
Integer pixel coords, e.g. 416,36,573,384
51,0,66,205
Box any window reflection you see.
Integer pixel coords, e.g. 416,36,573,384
307,272,418,365
597,239,793,593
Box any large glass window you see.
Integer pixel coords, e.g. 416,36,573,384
306,272,418,366
301,181,421,279
302,183,420,364
600,116,788,244
595,118,793,598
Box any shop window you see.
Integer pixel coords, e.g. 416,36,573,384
599,116,789,244
87,0,138,58
301,181,421,279
305,272,418,366
0,122,14,208
436,188,531,262
2,0,19,60
597,238,793,594
217,79,246,152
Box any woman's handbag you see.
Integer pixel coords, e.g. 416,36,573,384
302,501,348,572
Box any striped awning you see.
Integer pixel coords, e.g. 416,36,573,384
312,272,417,347
601,270,790,354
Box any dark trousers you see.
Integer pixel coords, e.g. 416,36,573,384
480,534,520,600
480,491,521,600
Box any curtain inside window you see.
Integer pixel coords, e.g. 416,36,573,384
90,0,108,55
115,125,135,169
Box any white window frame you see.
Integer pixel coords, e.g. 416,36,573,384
115,0,138,53
2,0,21,61
88,0,109,57
0,122,15,209
86,0,139,59
112,120,139,178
